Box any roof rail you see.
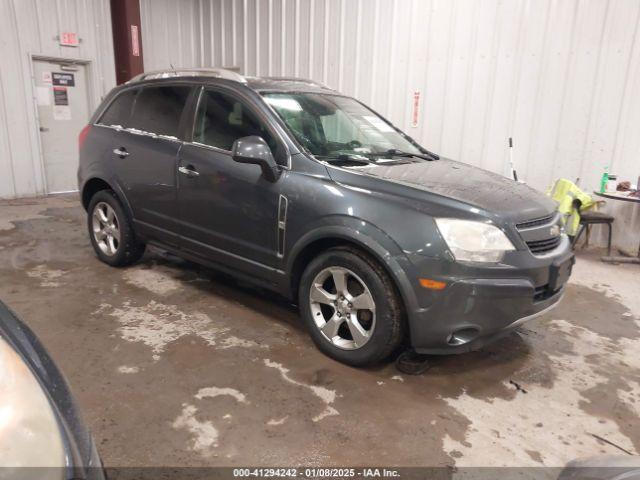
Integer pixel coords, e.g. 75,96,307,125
263,76,332,90
127,68,247,84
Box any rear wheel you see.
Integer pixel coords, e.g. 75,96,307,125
299,247,404,366
87,190,145,267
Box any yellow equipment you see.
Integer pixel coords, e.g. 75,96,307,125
548,179,597,236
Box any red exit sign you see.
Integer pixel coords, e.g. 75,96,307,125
60,32,79,47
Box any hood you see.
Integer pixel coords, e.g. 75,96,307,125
335,158,557,222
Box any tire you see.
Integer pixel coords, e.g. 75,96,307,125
87,190,145,267
298,246,404,367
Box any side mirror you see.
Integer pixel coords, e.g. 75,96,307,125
231,136,280,182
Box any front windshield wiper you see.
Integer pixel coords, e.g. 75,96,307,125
316,154,372,165
369,148,439,161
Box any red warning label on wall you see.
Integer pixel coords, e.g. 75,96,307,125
411,91,421,128
53,87,69,106
131,25,140,57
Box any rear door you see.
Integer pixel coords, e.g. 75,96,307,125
99,84,192,247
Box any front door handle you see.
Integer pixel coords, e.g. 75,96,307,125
113,147,129,158
178,165,199,177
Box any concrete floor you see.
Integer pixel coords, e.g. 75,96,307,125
1,194,639,468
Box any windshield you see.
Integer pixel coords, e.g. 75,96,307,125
262,92,425,160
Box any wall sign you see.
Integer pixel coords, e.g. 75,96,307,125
36,87,51,106
53,87,69,106
411,91,421,128
131,25,140,57
60,32,79,47
42,71,52,84
52,72,75,86
53,106,72,121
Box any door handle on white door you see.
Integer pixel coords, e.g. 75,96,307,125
178,166,199,177
113,148,129,158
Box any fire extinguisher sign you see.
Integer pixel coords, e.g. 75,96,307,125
411,91,421,128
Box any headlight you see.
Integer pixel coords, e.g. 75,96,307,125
0,336,66,468
435,218,515,263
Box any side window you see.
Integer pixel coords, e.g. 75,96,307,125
98,89,137,127
129,86,191,137
193,89,284,164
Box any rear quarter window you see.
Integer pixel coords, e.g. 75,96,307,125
128,86,191,138
98,89,137,127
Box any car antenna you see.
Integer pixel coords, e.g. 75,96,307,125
507,137,525,183
508,137,519,182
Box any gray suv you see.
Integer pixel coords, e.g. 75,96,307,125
78,69,573,367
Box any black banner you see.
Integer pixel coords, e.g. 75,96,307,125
52,72,75,86
1,467,639,480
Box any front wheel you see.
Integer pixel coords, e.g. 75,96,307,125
87,190,145,267
299,247,404,367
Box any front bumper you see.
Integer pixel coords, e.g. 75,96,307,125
409,249,574,355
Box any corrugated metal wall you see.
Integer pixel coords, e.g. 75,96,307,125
141,0,640,195
0,0,116,198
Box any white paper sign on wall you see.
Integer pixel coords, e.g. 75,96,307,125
36,87,50,106
53,106,72,121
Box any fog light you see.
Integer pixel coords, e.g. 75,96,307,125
447,327,479,346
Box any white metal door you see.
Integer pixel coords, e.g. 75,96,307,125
33,59,91,193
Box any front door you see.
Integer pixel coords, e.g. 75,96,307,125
33,59,91,193
177,88,286,275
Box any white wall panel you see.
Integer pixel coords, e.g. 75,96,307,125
0,0,116,199
140,0,640,248
141,0,640,190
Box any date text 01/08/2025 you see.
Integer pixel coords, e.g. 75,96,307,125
232,468,401,478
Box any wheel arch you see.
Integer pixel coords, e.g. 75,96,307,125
81,177,134,220
287,225,419,320
81,177,111,210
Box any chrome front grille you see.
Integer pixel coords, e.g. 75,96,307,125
516,214,555,230
516,212,562,255
526,236,561,254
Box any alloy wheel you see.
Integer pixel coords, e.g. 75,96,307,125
309,266,376,350
92,202,121,256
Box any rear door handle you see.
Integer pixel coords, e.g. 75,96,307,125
113,147,129,158
178,165,199,177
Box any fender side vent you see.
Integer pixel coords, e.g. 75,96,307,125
277,195,288,257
